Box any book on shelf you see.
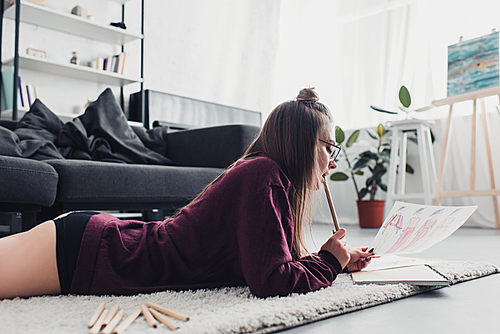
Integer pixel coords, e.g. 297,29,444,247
110,55,118,73
117,52,127,75
1,67,42,111
34,86,42,101
26,84,36,106
97,57,104,70
91,52,127,75
350,264,452,287
105,56,113,72
18,76,27,108
17,76,23,107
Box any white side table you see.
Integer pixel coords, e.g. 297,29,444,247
384,119,437,216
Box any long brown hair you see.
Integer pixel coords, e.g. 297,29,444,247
174,88,333,259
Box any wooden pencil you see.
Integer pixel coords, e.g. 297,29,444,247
102,309,125,334
146,302,190,322
87,301,106,328
103,304,120,326
323,179,340,232
149,308,180,331
141,304,159,328
113,308,141,334
90,309,109,334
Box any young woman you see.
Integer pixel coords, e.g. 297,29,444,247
0,88,373,300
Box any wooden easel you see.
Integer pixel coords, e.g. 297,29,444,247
432,86,500,229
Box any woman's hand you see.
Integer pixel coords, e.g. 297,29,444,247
320,228,350,268
345,247,374,272
320,229,375,272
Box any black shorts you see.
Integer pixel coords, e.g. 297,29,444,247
53,211,100,294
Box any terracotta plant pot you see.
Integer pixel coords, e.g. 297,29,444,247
356,200,385,228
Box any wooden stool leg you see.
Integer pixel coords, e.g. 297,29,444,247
397,131,408,195
425,126,438,192
434,104,454,205
385,128,401,216
417,124,432,205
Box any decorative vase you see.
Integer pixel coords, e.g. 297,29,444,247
356,200,385,228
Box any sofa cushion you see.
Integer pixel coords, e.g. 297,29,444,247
167,124,260,168
44,159,223,203
0,155,58,206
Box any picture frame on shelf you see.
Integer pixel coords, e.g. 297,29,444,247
26,48,46,59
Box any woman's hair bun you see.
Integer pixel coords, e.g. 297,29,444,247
296,88,319,103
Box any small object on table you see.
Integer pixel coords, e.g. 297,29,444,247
113,308,141,334
149,308,180,331
90,309,109,334
323,178,340,232
87,301,106,328
145,301,190,322
140,304,158,328
101,309,125,334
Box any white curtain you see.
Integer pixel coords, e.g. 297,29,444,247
286,0,500,228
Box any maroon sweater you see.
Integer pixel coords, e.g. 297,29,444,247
71,156,343,297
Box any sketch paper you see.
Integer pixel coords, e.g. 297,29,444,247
363,255,431,272
369,201,477,255
447,31,499,96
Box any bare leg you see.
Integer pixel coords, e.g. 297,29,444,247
0,221,61,299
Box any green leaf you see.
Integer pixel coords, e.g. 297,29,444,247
399,85,411,108
359,151,379,160
335,126,345,144
365,176,373,187
359,188,369,200
330,172,349,181
346,130,360,148
352,157,372,171
379,183,388,191
366,130,378,140
370,105,398,114
376,123,385,138
354,170,364,175
415,105,433,112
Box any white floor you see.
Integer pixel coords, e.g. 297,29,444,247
284,223,500,334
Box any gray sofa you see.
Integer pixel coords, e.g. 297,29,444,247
0,91,260,236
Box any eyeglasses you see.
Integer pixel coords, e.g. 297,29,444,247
319,139,341,161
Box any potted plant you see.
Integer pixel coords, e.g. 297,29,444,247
370,85,433,118
330,124,414,228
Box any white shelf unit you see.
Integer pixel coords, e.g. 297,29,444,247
1,0,144,121
3,55,142,87
3,2,143,45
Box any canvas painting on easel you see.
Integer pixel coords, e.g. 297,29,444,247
447,31,499,96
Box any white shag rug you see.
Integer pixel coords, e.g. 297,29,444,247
1,259,498,334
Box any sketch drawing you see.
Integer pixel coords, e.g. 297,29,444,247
385,207,425,254
373,206,405,253
369,202,477,256
398,209,444,252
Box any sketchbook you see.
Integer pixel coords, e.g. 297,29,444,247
369,201,477,255
351,264,451,286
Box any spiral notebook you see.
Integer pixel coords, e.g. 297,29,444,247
351,264,452,286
